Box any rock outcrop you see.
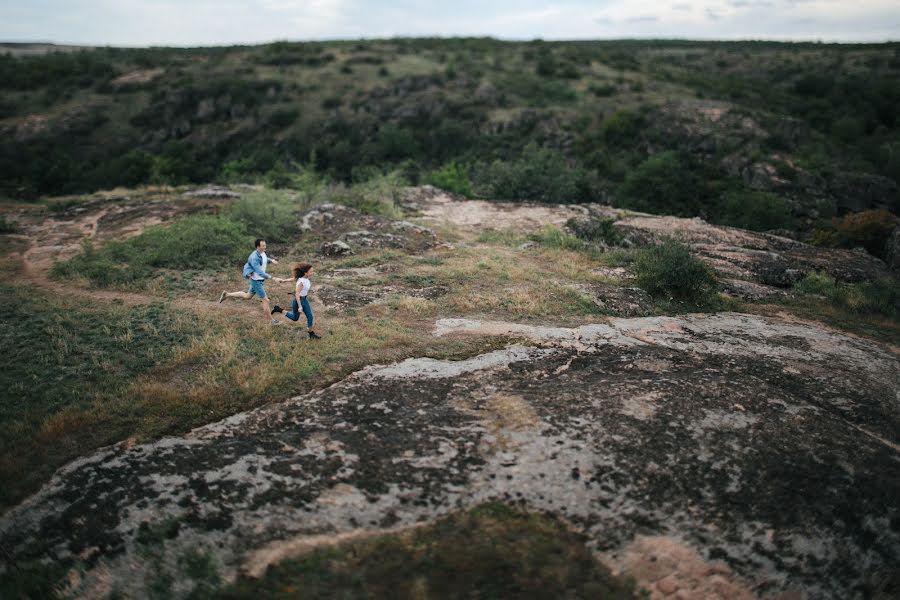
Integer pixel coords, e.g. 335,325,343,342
2,313,897,599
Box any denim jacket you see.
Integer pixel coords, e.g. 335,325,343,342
242,250,271,279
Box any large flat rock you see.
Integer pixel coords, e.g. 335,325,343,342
2,314,898,598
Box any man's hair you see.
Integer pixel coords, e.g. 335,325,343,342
292,263,312,279
255,238,265,248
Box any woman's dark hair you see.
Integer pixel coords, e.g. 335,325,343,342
255,238,265,248
292,263,312,279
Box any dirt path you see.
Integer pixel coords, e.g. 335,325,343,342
8,194,257,317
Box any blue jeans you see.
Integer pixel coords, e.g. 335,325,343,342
285,296,313,328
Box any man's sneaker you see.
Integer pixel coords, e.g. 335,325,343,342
271,305,283,315
308,330,322,339
271,319,283,326
218,291,227,303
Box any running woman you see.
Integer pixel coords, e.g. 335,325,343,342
272,263,321,339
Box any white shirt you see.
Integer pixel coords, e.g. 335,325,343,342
296,277,311,297
250,252,268,281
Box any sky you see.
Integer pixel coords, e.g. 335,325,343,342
1,0,898,46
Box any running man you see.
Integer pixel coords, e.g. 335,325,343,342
219,238,281,325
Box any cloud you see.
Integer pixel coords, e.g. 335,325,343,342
0,0,898,45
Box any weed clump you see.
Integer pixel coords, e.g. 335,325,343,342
567,216,624,246
633,239,717,302
794,271,900,319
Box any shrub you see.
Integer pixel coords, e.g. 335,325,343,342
0,216,17,234
480,144,596,204
530,225,585,251
427,162,473,197
833,209,897,257
332,170,406,218
219,158,260,184
269,108,299,128
601,110,643,144
616,152,706,217
794,271,839,298
321,96,342,110
794,272,900,319
589,84,617,97
227,189,300,242
713,190,792,231
810,209,897,259
633,239,717,302
566,217,624,246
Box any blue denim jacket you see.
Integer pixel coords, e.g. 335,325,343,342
242,250,271,279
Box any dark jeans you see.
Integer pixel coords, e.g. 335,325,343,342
285,296,313,328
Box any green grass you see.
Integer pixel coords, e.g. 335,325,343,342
51,215,250,287
0,285,202,507
794,272,900,320
216,502,641,600
530,225,588,252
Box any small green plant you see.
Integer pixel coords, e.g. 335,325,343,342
334,170,406,218
713,189,792,231
479,143,597,203
0,215,17,233
794,271,838,298
633,239,717,302
227,189,302,242
530,225,585,251
794,272,900,319
427,162,473,197
566,217,624,246
616,152,706,217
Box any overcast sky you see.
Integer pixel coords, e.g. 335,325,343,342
2,0,898,46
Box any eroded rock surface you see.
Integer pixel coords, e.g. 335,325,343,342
2,313,898,599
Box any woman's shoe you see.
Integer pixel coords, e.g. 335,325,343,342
308,330,322,339
271,305,283,314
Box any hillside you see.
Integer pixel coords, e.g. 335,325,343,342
1,35,900,600
2,40,899,245
0,182,898,598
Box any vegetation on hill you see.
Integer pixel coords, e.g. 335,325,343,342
2,39,898,240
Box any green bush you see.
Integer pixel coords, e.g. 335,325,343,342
227,189,300,242
427,162,473,197
794,271,839,298
809,209,897,259
566,217,624,246
794,272,900,319
616,152,706,217
480,144,596,203
633,239,717,302
530,225,586,251
0,215,17,234
52,216,250,287
713,190,792,231
333,170,406,218
601,110,643,144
